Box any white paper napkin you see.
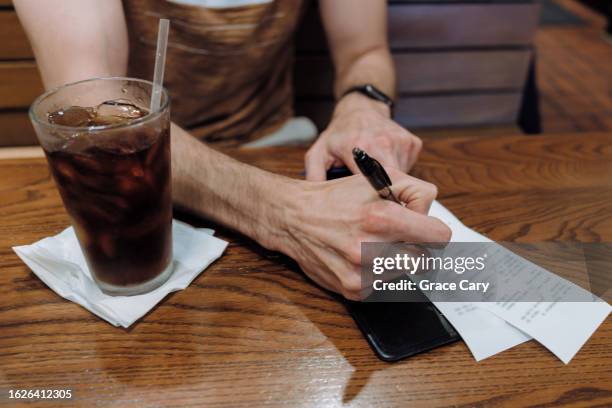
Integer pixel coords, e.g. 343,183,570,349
13,220,228,328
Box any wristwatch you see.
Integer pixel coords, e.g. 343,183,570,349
341,84,394,117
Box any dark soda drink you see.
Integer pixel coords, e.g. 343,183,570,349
40,95,172,294
30,78,173,295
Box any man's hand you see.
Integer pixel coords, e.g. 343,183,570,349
304,93,422,181
275,168,451,300
310,0,415,180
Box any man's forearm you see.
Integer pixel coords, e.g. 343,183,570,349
332,47,396,120
170,124,296,249
320,0,395,100
334,47,396,99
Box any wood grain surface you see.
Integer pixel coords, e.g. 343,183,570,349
0,11,33,60
536,0,612,134
0,62,43,110
294,51,532,97
1,132,611,407
296,3,540,51
296,93,523,130
293,1,539,131
0,111,37,147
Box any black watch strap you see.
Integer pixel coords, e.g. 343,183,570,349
341,84,394,117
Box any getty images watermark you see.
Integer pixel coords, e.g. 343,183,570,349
360,242,611,303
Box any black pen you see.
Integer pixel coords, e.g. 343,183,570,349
352,147,403,205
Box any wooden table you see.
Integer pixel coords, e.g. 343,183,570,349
1,132,611,407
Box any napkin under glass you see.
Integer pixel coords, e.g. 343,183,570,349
13,220,228,328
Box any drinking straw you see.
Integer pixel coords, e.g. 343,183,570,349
150,19,170,113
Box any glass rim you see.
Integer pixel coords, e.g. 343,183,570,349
28,76,170,133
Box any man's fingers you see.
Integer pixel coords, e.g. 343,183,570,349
364,201,451,243
392,174,438,215
333,144,362,176
305,146,331,181
355,142,403,172
304,249,364,301
372,152,402,173
405,134,423,171
396,210,451,243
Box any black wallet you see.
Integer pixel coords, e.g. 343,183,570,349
325,166,460,361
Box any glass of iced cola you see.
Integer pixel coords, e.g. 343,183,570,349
29,77,173,295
